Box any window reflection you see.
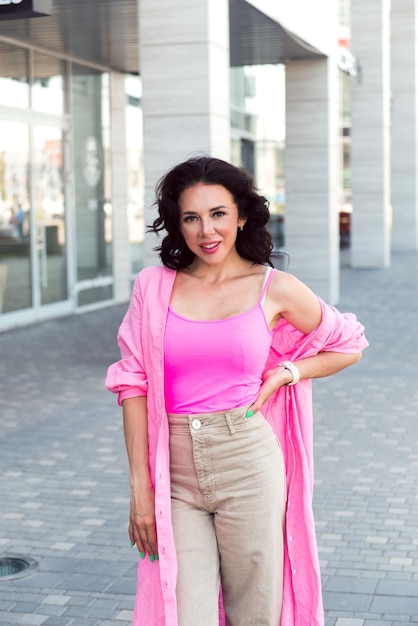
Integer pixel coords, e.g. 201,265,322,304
71,64,112,305
0,121,31,313
126,75,144,275
32,52,66,114
34,126,68,305
0,42,29,109
230,64,286,250
0,41,115,316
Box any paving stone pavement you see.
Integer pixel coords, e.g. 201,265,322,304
0,250,417,626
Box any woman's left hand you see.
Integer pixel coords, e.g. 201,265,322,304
247,350,363,417
247,365,292,416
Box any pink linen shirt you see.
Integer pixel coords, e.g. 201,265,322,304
105,265,368,626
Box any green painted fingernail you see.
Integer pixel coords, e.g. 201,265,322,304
149,555,155,563
130,541,135,548
154,554,159,561
245,410,253,418
139,552,145,559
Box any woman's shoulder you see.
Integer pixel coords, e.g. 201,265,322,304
267,268,322,329
132,265,176,299
269,268,306,294
135,264,175,282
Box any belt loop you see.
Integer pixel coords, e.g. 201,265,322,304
225,413,236,436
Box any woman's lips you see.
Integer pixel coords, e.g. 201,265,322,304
200,241,220,254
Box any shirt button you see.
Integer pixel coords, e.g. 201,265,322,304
191,419,201,430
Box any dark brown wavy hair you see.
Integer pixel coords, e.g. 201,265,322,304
149,155,274,270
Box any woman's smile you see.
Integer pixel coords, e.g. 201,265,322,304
200,240,221,253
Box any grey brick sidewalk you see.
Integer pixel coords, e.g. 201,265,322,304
0,251,417,625
315,251,418,625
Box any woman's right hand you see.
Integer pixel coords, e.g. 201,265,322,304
129,483,158,561
122,396,158,561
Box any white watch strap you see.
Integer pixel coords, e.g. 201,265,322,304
278,360,300,385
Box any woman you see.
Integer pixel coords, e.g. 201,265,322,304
106,156,368,626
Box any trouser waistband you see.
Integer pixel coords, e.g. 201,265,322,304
167,404,253,436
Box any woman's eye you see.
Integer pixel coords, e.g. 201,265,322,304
183,215,197,223
213,211,225,218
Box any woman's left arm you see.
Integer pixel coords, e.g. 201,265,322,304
293,350,362,380
248,271,364,413
249,351,361,414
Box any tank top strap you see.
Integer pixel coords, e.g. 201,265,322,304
260,266,275,307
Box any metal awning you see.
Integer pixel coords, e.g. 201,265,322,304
229,0,326,66
0,0,139,73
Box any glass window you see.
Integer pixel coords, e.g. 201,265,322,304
71,64,112,306
0,121,31,313
32,52,66,114
230,64,286,249
0,42,29,108
126,75,144,275
33,126,68,305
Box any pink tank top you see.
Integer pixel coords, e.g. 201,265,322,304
164,269,274,413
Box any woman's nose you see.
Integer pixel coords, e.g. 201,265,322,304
199,218,215,236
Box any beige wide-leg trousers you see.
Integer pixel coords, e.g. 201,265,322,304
168,406,286,626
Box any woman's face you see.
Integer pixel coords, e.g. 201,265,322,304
178,183,246,266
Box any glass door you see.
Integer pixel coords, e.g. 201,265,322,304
0,120,31,315
33,125,68,306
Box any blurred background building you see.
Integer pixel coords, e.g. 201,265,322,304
0,0,416,331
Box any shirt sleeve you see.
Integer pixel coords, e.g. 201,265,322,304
105,276,148,405
309,300,369,355
269,297,369,362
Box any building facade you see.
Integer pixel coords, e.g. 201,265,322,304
2,0,399,332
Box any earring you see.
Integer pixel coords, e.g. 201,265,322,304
238,225,244,232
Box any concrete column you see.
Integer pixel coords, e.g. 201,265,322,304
391,0,418,251
285,57,340,304
138,0,230,265
110,71,131,303
350,0,391,267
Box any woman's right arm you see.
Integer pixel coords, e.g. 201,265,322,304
123,395,158,560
